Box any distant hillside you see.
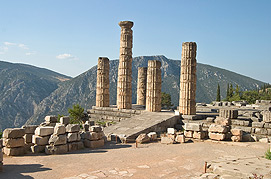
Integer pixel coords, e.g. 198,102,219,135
26,55,264,125
0,61,71,130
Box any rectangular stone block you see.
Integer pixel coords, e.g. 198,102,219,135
31,145,45,153
254,128,268,135
68,141,84,151
161,137,175,144
214,117,231,126
231,129,243,136
3,137,25,148
184,130,193,138
97,132,105,140
208,124,228,133
3,128,25,139
67,132,81,142
167,128,176,134
175,134,185,143
45,144,68,155
184,123,202,132
147,132,157,141
252,122,264,128
193,131,207,139
84,139,104,148
83,124,90,132
32,135,50,145
22,125,38,134
66,124,80,133
24,134,33,143
54,124,66,135
263,111,271,123
3,147,25,156
208,132,226,141
60,116,70,125
34,126,54,137
49,134,67,145
45,115,57,123
89,126,102,132
231,135,242,142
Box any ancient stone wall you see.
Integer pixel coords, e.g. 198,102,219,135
146,60,162,112
117,21,133,109
179,42,197,115
137,67,147,105
96,57,110,107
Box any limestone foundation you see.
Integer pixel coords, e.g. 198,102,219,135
137,67,147,105
146,60,162,112
96,57,110,107
117,21,134,109
179,42,197,115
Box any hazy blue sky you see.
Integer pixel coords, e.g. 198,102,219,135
0,1,270,83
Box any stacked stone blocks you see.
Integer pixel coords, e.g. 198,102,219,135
3,128,25,156
83,126,105,148
32,126,54,153
184,123,207,139
22,125,38,151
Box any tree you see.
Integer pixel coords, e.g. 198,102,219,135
68,104,85,124
235,85,240,97
226,83,230,101
216,84,221,101
161,92,173,109
229,84,234,98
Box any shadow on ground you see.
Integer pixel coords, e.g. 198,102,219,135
1,164,51,178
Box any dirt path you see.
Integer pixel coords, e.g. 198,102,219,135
1,141,269,179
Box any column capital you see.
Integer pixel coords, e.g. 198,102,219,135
119,21,134,29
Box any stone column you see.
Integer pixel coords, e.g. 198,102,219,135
96,57,110,107
137,67,147,105
179,42,197,115
146,60,162,112
117,21,134,109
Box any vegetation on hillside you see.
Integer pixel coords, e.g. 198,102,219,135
161,92,173,109
68,104,85,124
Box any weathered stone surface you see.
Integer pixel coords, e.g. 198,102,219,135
259,138,269,143
34,126,54,137
231,125,253,133
32,135,50,145
45,115,57,123
60,116,70,126
167,128,176,134
84,139,104,148
184,123,202,132
193,131,207,139
54,124,66,135
90,125,102,132
68,141,84,151
208,132,226,141
67,132,81,142
263,111,271,123
24,134,33,143
146,60,162,112
3,128,25,139
81,132,98,141
208,124,228,133
137,67,147,105
45,144,68,155
175,134,185,143
161,136,175,144
230,129,243,136
215,117,231,126
49,134,67,145
184,130,193,138
219,109,238,119
4,146,25,156
66,124,80,133
97,131,105,140
252,122,264,128
83,124,89,132
231,135,242,142
179,42,197,115
242,134,255,142
136,134,150,144
31,145,45,153
147,132,157,141
206,117,215,123
254,128,268,135
96,57,110,107
3,138,25,148
22,125,38,134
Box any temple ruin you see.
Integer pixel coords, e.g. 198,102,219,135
136,67,147,105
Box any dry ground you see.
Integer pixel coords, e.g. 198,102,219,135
1,140,269,179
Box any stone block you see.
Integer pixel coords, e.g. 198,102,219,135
265,123,271,129
67,132,81,142
167,134,176,141
45,144,68,155
254,128,268,135
60,116,70,125
161,136,175,144
83,124,89,132
184,123,202,132
84,139,104,148
4,147,25,156
175,134,185,143
208,132,226,141
49,134,67,145
193,131,207,139
66,124,80,133
136,134,150,144
24,134,33,143
215,117,231,126
34,126,54,137
263,111,271,123
206,117,215,123
3,128,25,139
208,124,228,133
167,128,176,134
97,131,105,140
252,122,264,128
24,143,34,152
184,130,193,138
32,135,50,145
22,125,38,134
90,125,102,132
54,124,66,135
68,141,84,151
232,126,253,133
31,145,45,153
242,134,255,142
230,129,243,136
231,135,242,142
259,138,269,143
3,138,25,148
147,132,157,141
219,109,238,119
45,115,57,123
81,132,98,141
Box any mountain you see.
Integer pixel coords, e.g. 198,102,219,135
25,55,264,125
0,61,71,130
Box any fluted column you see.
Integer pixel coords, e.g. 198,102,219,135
117,21,134,109
146,60,162,112
96,57,110,107
179,42,197,115
137,67,147,105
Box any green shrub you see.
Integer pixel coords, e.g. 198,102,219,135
265,148,271,160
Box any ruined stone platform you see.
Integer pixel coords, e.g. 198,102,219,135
104,111,178,142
